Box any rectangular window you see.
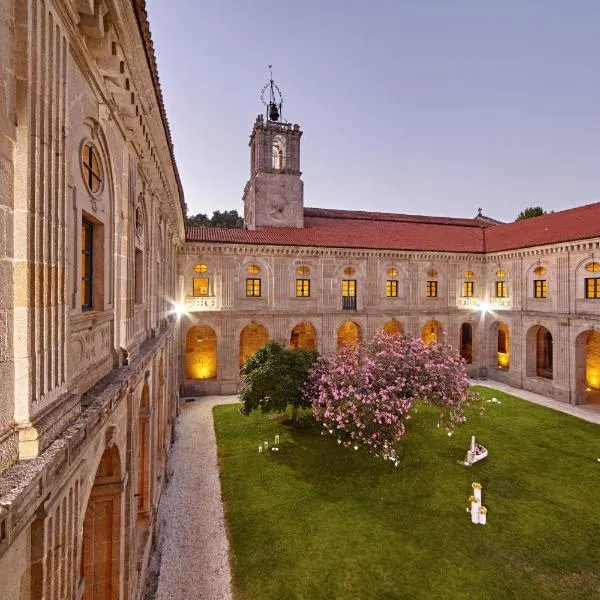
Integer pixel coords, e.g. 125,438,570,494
462,281,474,297
585,278,600,299
296,279,310,297
495,281,507,298
246,278,261,297
193,277,210,297
426,280,438,297
81,219,93,310
534,279,548,298
386,280,398,297
342,279,357,310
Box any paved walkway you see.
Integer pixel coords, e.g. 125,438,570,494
469,378,600,425
152,395,239,600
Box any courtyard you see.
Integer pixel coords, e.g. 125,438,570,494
150,385,600,600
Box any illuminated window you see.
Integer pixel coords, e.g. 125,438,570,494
81,219,93,310
427,268,438,278
495,281,507,298
534,266,547,276
246,278,261,297
386,280,398,297
426,281,438,297
296,279,310,297
342,279,356,310
193,277,210,297
496,270,506,278
247,264,261,274
462,281,474,297
296,265,310,276
585,278,600,299
193,264,208,273
534,280,548,298
464,270,474,278
81,142,103,194
343,266,356,277
585,262,600,273
387,267,398,277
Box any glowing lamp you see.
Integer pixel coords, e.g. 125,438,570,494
478,301,490,313
173,303,186,317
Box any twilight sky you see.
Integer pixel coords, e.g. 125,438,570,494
146,0,600,223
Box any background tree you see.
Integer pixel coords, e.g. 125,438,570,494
239,341,319,425
516,206,546,221
304,331,473,458
185,209,244,228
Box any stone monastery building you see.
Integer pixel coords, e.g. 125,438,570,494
0,0,599,599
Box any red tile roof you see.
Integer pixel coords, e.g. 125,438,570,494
485,202,600,252
185,203,600,253
187,208,487,252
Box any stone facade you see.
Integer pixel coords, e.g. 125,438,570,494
0,1,184,599
181,111,600,406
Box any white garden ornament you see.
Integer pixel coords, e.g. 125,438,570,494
467,482,487,525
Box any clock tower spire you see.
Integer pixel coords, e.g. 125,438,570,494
243,68,304,229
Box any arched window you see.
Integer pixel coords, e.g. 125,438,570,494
272,135,286,169
386,267,399,297
246,264,262,297
296,265,311,297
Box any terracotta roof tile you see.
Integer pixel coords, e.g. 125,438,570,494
485,201,600,252
187,208,486,252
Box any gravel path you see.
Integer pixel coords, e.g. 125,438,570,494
152,395,239,600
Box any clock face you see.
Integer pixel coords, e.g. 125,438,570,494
268,194,289,221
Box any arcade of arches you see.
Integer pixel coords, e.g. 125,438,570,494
337,321,361,350
290,322,317,350
186,325,218,379
240,323,269,367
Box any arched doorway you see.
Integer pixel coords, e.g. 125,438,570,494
527,325,553,379
337,321,361,351
497,322,510,369
157,357,165,466
460,323,473,364
422,320,442,345
381,319,403,336
239,322,269,367
81,445,122,600
575,330,600,404
290,322,317,350
185,325,217,379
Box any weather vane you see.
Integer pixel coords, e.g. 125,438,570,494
260,65,283,122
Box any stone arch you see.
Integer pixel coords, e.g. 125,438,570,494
239,322,269,367
422,320,442,345
526,325,553,379
381,319,403,336
137,382,150,517
575,330,600,404
460,322,473,364
185,325,217,379
337,321,361,351
290,321,317,350
496,322,510,369
157,356,165,465
81,444,122,600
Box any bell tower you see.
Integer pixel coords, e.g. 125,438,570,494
243,68,304,229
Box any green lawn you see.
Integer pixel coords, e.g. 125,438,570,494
213,387,600,600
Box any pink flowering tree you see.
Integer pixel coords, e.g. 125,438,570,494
303,331,473,458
